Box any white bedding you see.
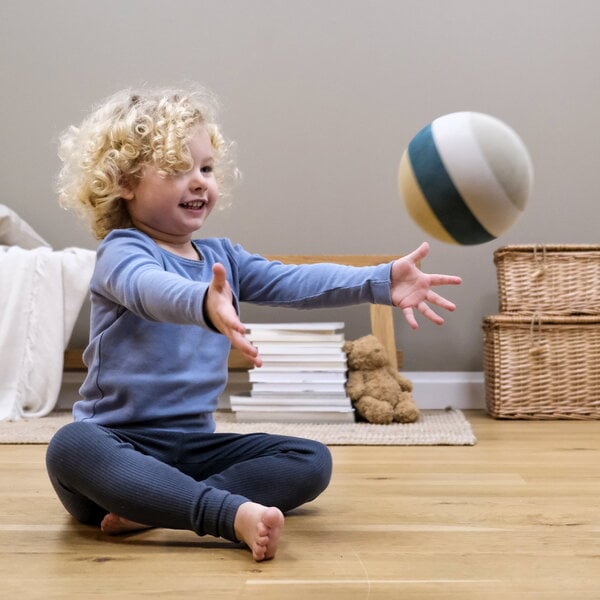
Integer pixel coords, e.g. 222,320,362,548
0,205,95,420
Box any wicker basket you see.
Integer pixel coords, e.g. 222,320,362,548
483,314,600,419
494,245,600,315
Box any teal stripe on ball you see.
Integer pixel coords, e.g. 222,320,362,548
408,124,495,245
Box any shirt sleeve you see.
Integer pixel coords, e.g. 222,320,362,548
224,242,394,308
92,230,211,327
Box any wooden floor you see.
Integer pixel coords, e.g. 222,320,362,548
2,411,600,599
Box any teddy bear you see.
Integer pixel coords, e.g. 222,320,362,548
343,334,420,424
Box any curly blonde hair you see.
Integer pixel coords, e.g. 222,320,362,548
57,85,237,239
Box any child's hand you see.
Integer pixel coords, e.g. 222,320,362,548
391,242,462,329
205,263,262,368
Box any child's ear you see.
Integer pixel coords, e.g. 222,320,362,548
119,174,137,200
119,187,135,200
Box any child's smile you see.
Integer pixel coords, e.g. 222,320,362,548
179,200,208,211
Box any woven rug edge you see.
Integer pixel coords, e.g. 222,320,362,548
0,408,476,446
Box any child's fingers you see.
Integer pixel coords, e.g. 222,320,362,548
230,330,262,368
403,300,448,328
216,304,248,336
402,307,419,330
406,241,430,264
429,274,462,286
418,301,445,325
427,290,457,311
211,263,228,291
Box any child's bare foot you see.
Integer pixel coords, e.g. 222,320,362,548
234,502,284,561
100,513,153,535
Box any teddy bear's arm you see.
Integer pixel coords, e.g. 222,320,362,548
345,371,366,399
387,367,413,392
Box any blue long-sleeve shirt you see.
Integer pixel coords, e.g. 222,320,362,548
75,228,394,431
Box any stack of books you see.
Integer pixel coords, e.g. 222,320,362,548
230,322,355,422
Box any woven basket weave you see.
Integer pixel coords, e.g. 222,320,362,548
483,314,600,419
494,245,600,315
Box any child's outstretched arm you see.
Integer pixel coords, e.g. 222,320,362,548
204,263,263,368
391,242,462,329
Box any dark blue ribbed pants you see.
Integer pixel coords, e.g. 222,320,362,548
46,421,332,542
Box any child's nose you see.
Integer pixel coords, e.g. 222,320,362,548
189,170,207,191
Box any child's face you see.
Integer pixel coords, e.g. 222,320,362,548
122,128,218,246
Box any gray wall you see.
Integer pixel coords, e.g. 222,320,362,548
1,0,598,370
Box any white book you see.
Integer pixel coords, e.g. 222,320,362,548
257,360,347,370
251,382,347,394
253,342,344,353
246,322,344,332
231,396,352,408
251,365,348,373
250,392,349,402
261,352,346,362
231,392,350,403
234,405,353,412
248,331,345,343
249,370,347,383
261,354,346,363
234,409,356,423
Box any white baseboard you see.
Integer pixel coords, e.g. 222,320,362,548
59,371,485,411
402,372,485,410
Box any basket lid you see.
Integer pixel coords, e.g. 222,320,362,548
483,314,600,327
494,244,600,262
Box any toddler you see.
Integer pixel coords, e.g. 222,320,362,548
46,85,461,561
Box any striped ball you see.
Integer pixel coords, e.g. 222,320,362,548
398,112,533,245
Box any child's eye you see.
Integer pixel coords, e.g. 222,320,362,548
201,165,214,174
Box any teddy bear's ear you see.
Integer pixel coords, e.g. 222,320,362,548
342,340,353,353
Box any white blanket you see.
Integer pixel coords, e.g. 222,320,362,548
0,205,95,420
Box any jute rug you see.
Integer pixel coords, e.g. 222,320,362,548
0,408,476,445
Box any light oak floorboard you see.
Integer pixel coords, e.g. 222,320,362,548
1,411,599,599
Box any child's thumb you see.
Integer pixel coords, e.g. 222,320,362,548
211,263,228,289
